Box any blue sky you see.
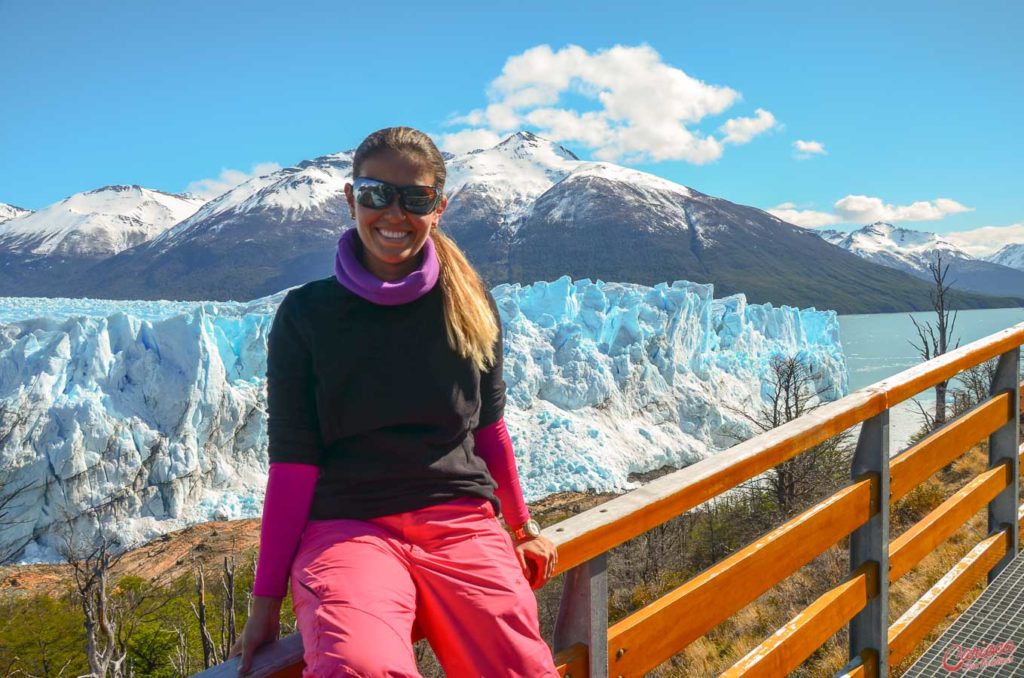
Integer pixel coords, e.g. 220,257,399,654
1,0,1021,255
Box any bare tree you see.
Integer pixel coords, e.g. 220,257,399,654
59,520,128,678
219,556,237,661
949,359,998,417
727,355,851,516
191,562,219,669
908,252,960,428
171,624,191,677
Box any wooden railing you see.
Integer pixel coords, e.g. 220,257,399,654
203,323,1024,678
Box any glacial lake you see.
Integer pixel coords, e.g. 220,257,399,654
837,306,1024,450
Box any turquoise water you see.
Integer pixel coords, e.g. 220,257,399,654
838,306,1024,393
837,306,1024,450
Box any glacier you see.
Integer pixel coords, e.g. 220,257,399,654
0,277,847,562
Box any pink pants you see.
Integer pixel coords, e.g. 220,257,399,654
290,497,559,677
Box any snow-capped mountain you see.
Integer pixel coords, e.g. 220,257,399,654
0,277,846,561
0,203,32,224
0,185,205,258
6,133,1018,312
150,155,349,251
441,132,583,281
0,186,206,298
500,165,1015,312
83,155,353,301
823,222,970,276
818,222,1024,299
445,131,580,234
987,244,1024,272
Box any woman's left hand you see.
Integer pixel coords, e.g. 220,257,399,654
514,535,558,590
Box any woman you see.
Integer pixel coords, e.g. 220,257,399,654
230,127,560,677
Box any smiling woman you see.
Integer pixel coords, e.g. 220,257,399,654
229,127,560,676
346,155,441,281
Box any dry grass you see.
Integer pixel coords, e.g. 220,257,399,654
618,445,1020,677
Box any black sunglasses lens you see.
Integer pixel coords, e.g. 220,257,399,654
400,187,438,214
356,182,396,209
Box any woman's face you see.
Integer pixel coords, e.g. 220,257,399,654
344,148,446,282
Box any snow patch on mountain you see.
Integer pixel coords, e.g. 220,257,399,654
0,186,205,258
0,203,32,224
816,229,847,247
568,162,695,199
0,277,846,561
445,132,582,235
986,243,1024,272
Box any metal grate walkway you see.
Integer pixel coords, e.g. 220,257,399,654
902,551,1024,677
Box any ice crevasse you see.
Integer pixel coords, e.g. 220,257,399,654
0,276,847,561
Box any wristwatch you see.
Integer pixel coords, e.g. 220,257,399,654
508,518,542,542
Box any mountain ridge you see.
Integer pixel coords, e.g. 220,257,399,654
817,221,1024,300
2,134,1019,313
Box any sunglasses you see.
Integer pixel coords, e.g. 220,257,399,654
352,177,442,216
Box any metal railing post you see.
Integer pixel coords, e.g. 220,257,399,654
553,554,608,678
988,347,1020,581
848,409,890,677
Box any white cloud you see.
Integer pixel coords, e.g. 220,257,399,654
768,194,975,230
834,195,973,223
436,128,503,155
945,222,1024,258
767,204,842,228
793,139,826,159
187,162,281,200
443,43,778,163
720,109,777,145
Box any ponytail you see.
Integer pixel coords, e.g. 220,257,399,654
432,229,499,372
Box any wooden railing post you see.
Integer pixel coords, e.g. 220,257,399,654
988,347,1020,581
848,409,890,677
553,554,608,678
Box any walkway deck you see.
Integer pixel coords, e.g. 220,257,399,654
902,551,1024,677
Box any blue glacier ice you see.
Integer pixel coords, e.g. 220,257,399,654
0,277,847,561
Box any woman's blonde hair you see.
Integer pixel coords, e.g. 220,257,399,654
352,127,499,372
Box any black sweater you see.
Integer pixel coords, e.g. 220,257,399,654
265,276,504,520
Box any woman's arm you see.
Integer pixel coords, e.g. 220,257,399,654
475,418,557,588
252,462,319,597
256,290,325,596
232,293,324,671
473,418,529,527
475,292,531,526
232,463,318,673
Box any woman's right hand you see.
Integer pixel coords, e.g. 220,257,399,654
229,596,283,675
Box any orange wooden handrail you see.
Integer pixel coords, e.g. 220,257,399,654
890,392,1013,502
889,460,1013,582
549,390,884,576
606,477,876,677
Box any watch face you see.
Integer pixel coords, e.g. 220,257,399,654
525,520,541,537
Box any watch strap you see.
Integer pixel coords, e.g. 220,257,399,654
508,518,541,541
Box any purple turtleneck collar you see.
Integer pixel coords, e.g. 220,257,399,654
334,228,440,305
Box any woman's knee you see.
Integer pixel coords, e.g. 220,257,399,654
301,604,420,678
